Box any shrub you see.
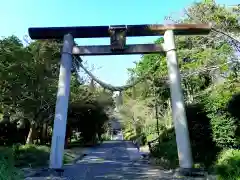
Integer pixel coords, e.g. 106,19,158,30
0,147,23,180
215,149,240,180
151,104,220,168
123,128,135,140
202,82,240,148
140,133,147,145
227,92,240,120
151,137,178,169
149,81,240,170
14,144,50,167
0,121,27,146
186,104,220,167
210,114,239,148
100,133,111,141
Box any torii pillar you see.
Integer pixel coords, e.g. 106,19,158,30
164,30,193,171
50,34,73,170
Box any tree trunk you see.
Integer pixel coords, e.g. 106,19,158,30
166,98,172,127
26,123,36,144
65,125,71,148
90,79,95,92
41,123,47,144
132,87,136,99
65,135,68,148
188,84,194,103
132,114,137,135
155,102,160,136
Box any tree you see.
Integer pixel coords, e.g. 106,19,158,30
68,80,114,144
0,36,115,145
120,0,239,143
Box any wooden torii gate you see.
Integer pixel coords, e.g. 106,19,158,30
28,23,211,172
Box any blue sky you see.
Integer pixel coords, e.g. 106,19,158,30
0,0,238,86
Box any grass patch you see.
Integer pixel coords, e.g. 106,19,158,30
14,144,50,168
0,144,85,180
0,144,84,168
0,148,23,180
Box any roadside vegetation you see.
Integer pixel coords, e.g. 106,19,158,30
118,1,240,179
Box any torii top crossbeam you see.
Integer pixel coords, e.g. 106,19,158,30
28,23,211,39
28,24,212,56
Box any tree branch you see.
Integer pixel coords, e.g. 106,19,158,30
183,8,240,44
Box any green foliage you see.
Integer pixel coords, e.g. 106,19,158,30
0,144,50,168
150,131,178,169
215,149,240,180
202,82,239,113
0,146,23,180
150,82,240,169
0,36,61,145
0,0,239,179
211,115,238,147
14,144,50,167
201,81,240,147
0,144,84,179
0,121,25,145
0,35,114,147
150,103,220,169
68,90,113,143
0,35,115,180
0,144,78,170
120,1,240,174
100,133,111,141
186,104,220,167
228,92,240,120
0,158,23,180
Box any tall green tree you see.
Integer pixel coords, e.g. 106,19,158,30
120,0,239,140
0,36,61,144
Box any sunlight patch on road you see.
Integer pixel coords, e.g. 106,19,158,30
95,174,123,179
76,156,106,163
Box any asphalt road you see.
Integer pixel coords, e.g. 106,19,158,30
62,140,174,180
27,141,176,180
